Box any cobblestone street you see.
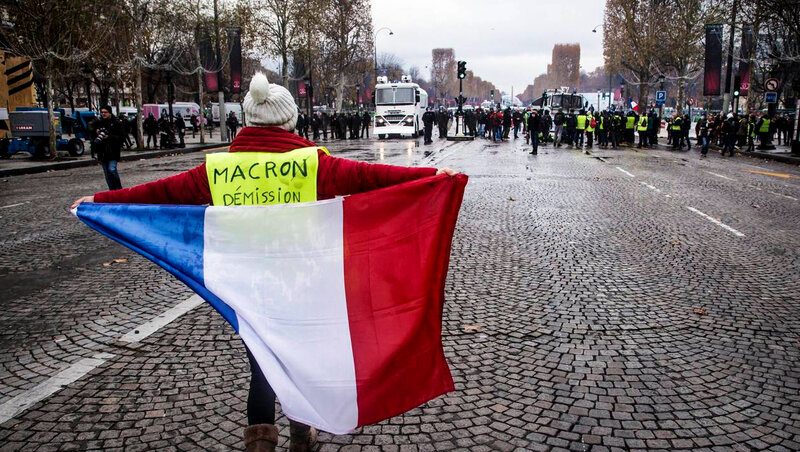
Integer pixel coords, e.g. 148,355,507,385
1,135,799,451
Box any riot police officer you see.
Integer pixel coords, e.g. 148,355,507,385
436,107,449,139
422,107,436,145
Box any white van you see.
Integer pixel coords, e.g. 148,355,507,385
212,102,243,125
373,75,427,138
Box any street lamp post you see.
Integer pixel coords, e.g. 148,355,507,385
597,89,601,112
373,27,394,79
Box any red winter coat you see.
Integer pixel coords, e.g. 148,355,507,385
94,126,436,204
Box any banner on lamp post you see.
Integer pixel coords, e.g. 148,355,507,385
199,28,219,92
227,28,242,94
703,24,723,96
738,25,753,96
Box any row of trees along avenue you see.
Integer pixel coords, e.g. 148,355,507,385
0,0,374,159
604,0,799,115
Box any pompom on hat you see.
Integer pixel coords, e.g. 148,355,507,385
243,72,298,131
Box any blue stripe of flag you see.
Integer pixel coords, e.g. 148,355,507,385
76,203,238,331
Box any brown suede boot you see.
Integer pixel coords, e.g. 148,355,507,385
243,424,278,452
289,420,318,452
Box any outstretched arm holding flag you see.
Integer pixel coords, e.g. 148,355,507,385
71,72,465,452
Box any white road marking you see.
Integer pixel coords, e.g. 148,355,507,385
769,191,798,201
119,295,205,343
747,184,797,200
0,353,114,424
705,171,736,181
686,207,745,237
597,157,607,162
639,181,661,192
0,295,205,423
0,201,29,209
616,167,635,178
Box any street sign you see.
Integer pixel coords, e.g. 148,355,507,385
764,78,780,92
655,91,666,106
765,92,778,103
688,98,695,106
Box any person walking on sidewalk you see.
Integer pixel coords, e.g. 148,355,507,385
175,113,186,148
72,73,459,452
91,105,124,190
227,112,240,141
144,113,159,149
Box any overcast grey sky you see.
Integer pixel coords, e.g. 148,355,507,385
371,0,607,95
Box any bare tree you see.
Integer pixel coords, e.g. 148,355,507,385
604,0,669,109
318,0,372,111
377,52,404,81
660,0,724,113
0,0,107,159
249,0,302,88
431,48,455,106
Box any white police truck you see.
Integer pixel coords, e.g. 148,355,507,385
373,75,427,139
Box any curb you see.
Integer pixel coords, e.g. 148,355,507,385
744,151,800,165
0,143,226,177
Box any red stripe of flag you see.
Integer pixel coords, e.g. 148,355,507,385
343,174,467,427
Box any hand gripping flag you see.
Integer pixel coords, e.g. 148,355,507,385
74,174,468,434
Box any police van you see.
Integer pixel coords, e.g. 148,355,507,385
530,87,586,113
373,75,427,139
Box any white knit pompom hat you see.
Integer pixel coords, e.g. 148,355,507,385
243,72,298,131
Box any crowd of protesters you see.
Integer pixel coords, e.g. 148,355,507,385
295,111,372,141
418,103,792,158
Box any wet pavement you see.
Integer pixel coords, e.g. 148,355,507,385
1,130,799,451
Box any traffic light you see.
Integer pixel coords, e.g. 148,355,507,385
457,61,467,79
490,89,494,97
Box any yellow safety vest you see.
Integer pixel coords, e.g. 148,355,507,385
576,114,586,130
638,117,648,131
586,118,595,133
625,116,635,129
759,118,771,133
206,147,329,206
671,118,682,131
598,116,604,130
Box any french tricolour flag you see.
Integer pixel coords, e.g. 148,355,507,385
74,174,467,434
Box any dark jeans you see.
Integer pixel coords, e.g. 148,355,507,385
725,135,736,155
531,130,539,154
700,136,708,155
424,124,433,143
246,345,277,425
101,160,122,190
